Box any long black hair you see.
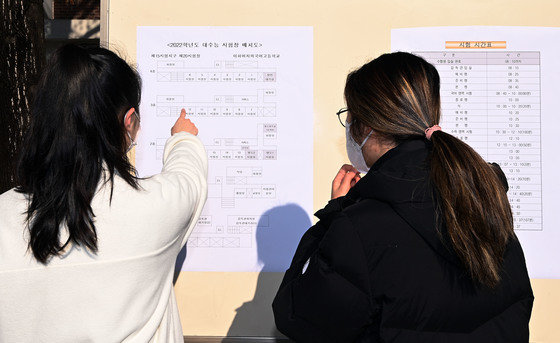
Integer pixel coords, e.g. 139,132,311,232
16,44,142,264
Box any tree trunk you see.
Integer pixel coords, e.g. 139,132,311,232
0,0,45,194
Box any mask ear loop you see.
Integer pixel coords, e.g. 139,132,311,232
359,130,373,148
346,121,373,148
124,109,138,153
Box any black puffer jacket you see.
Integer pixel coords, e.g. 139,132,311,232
273,138,533,343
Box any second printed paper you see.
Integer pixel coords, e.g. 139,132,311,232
392,26,560,278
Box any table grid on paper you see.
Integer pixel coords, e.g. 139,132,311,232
415,51,542,231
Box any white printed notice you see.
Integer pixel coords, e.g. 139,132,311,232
136,27,313,272
392,26,560,278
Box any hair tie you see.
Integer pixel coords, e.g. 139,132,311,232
425,125,442,140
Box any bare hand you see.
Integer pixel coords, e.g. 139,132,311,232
171,109,199,136
331,164,361,199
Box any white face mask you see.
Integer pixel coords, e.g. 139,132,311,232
346,123,373,174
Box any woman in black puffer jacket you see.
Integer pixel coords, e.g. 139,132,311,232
273,52,533,343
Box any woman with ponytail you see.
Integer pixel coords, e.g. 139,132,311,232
273,52,533,342
0,45,207,342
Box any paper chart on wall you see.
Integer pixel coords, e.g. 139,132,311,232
392,26,560,279
136,27,313,272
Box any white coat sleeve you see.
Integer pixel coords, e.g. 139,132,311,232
159,131,208,246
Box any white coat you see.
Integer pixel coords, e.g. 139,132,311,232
0,132,207,342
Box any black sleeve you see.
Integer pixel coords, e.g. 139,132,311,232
272,212,374,343
277,198,345,286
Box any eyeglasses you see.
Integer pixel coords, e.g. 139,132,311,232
336,107,349,127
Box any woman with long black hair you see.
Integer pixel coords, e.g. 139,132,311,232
273,52,533,342
0,44,207,342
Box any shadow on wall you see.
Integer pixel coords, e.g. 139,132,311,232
173,245,187,285
227,203,312,338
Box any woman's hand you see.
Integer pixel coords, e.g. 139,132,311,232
331,164,361,199
171,108,199,136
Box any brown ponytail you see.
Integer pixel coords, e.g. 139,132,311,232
344,52,514,288
430,131,513,288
